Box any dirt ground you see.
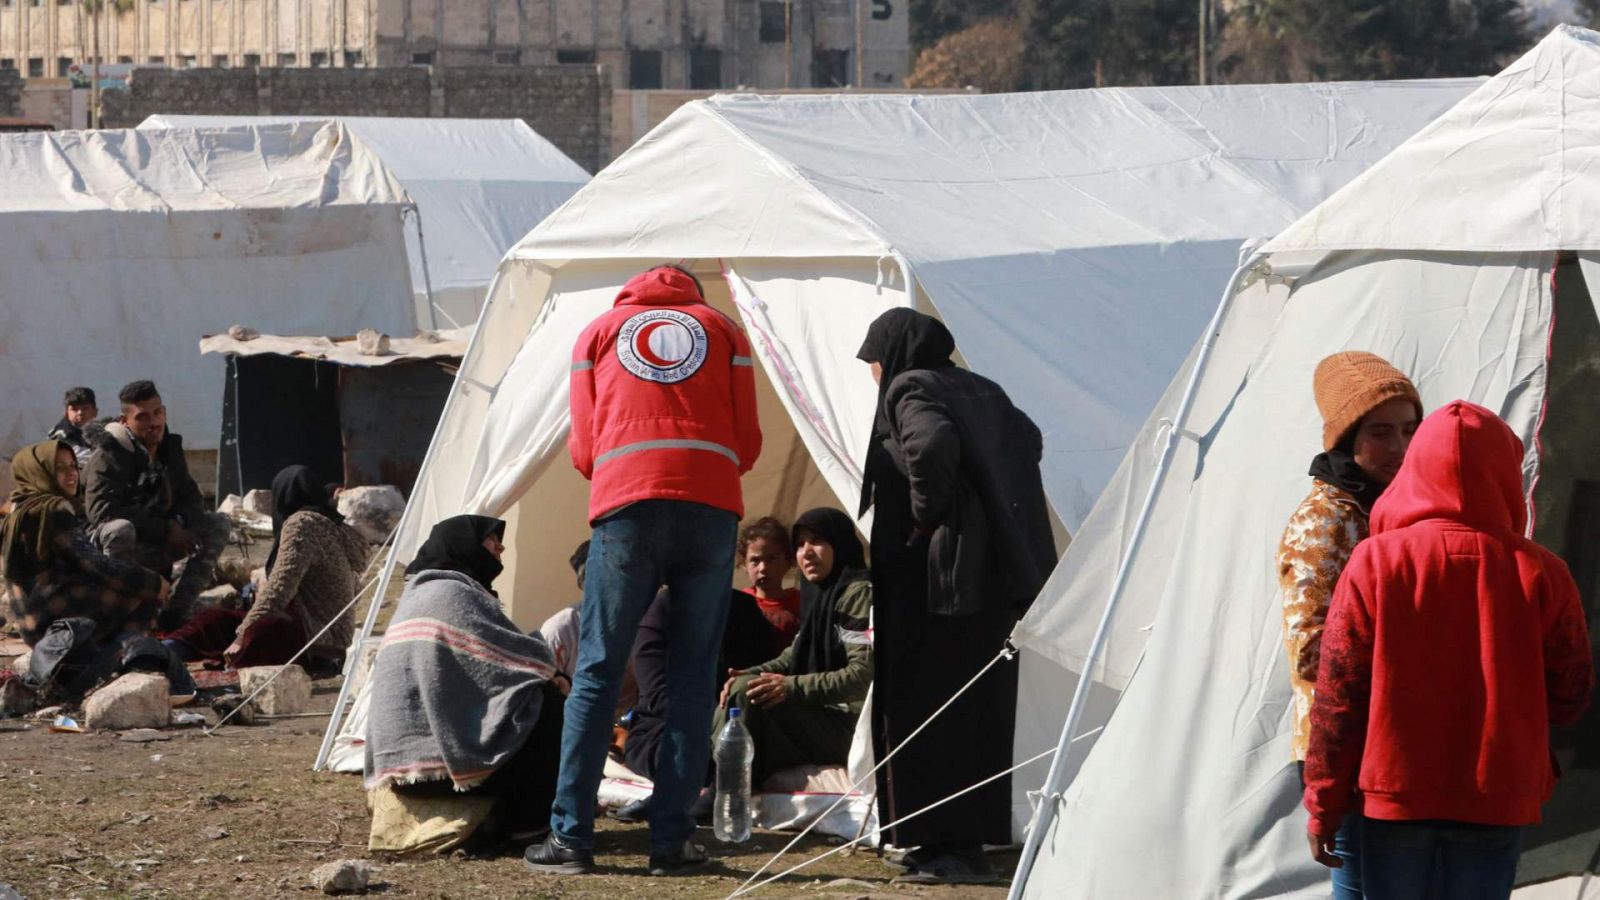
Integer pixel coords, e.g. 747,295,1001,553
0,673,1016,900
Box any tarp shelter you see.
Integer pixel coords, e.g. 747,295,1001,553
141,116,593,330
0,122,416,469
198,330,469,497
1011,25,1600,899
317,79,1481,832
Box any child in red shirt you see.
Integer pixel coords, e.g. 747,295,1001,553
737,517,802,645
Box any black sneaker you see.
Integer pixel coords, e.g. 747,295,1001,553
608,796,651,823
523,833,595,875
648,839,709,876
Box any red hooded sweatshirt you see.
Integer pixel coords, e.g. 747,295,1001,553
1303,400,1593,837
569,267,762,523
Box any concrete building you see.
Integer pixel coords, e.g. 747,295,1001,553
0,0,909,90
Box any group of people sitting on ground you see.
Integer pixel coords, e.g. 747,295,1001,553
0,381,371,700
361,265,1056,885
1280,353,1593,899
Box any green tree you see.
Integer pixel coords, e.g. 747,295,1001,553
1219,0,1532,82
1018,0,1200,89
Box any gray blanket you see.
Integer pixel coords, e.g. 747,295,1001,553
363,570,556,791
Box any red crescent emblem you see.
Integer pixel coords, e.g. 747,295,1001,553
633,320,679,368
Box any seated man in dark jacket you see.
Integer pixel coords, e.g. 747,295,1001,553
83,380,230,628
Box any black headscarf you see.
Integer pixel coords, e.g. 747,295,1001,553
855,308,957,515
790,508,870,677
406,515,507,594
1308,449,1387,514
265,465,342,575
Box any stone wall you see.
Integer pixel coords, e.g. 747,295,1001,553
0,68,20,117
101,64,610,172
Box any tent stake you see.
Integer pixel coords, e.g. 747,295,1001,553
1005,252,1263,899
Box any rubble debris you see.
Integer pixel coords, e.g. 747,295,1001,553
83,673,169,730
228,325,261,341
117,729,172,743
337,485,404,543
355,329,391,356
237,665,311,716
311,859,374,895
211,694,256,725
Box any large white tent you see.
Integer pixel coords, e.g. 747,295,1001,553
140,115,592,329
1012,26,1600,898
320,79,1482,823
0,122,415,463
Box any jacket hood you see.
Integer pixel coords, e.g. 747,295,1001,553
1370,400,1526,536
86,419,180,455
614,267,705,308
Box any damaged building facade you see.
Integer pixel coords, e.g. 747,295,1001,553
0,0,909,90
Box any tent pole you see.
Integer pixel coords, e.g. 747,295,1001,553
407,203,442,331
1005,252,1262,899
312,266,506,771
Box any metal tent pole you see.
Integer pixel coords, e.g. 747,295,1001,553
1005,253,1262,899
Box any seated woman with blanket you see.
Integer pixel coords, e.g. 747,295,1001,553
364,515,564,851
165,466,367,674
714,507,873,787
2,440,168,646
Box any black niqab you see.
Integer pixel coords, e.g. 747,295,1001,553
855,308,956,515
791,507,869,677
406,515,507,594
1308,449,1387,513
265,466,342,575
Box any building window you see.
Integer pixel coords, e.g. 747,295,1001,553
494,49,521,65
212,55,229,67
689,48,721,90
0,59,14,70
178,54,196,68
147,55,165,64
276,52,296,65
343,50,363,67
813,48,849,87
242,53,260,67
628,49,662,89
410,51,433,66
56,57,72,77
759,2,786,43
309,51,328,67
29,0,40,8
27,58,44,77
556,48,595,64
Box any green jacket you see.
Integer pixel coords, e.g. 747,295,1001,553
746,580,873,714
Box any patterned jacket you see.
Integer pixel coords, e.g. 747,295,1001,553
5,509,165,646
1277,479,1368,761
236,510,369,657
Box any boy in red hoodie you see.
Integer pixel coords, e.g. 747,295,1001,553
528,265,762,877
1304,400,1593,899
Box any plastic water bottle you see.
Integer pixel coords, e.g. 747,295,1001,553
713,707,755,843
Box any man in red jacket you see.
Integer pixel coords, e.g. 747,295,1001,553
528,265,762,877
1304,400,1593,899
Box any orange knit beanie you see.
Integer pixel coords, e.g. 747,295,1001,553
1312,352,1422,451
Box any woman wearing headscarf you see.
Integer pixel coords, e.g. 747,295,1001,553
364,515,564,849
856,308,1056,885
1278,352,1422,898
2,439,167,646
163,466,367,674
711,507,873,786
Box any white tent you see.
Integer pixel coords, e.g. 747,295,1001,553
1012,25,1600,898
140,116,592,329
318,80,1480,828
0,122,415,462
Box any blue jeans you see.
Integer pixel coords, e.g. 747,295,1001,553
1330,810,1363,899
1360,817,1522,900
548,500,737,852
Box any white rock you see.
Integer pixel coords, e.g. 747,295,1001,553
337,486,404,544
11,651,30,677
311,859,374,895
240,489,274,516
216,494,243,516
355,329,390,356
195,584,241,613
237,665,312,716
83,673,170,731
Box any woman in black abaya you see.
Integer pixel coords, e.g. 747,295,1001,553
856,308,1056,885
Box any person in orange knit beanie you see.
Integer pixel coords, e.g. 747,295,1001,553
1276,351,1423,899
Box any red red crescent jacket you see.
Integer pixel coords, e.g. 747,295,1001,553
1304,400,1593,837
569,268,762,523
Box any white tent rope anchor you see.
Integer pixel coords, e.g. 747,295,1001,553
731,641,1017,896
204,526,396,735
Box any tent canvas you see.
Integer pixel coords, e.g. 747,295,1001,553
318,79,1480,837
140,116,592,330
0,122,415,464
1012,26,1600,899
